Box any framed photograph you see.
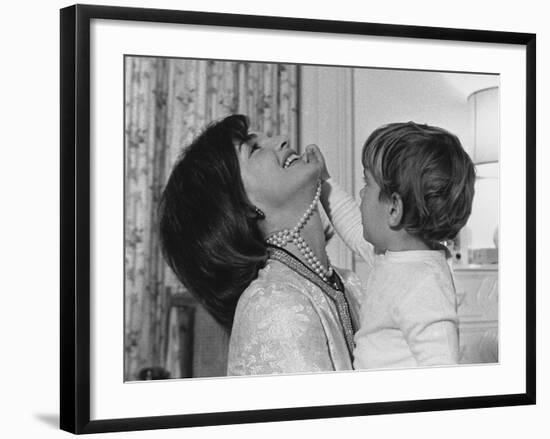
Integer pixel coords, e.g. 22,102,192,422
60,4,536,434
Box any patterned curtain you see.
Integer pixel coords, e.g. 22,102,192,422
124,57,298,380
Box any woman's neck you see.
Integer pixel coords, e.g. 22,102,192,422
263,210,329,272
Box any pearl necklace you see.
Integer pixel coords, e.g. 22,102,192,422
265,182,333,282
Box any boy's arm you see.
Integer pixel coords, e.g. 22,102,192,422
394,276,460,366
320,177,375,267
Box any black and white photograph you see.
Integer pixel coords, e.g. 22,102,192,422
58,4,535,434
124,56,500,381
3,0,547,437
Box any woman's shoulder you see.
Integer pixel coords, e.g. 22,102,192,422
228,260,342,376
228,259,355,375
334,266,366,296
228,260,328,363
236,259,314,313
332,266,367,322
334,266,363,287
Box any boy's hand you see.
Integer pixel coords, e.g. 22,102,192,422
306,144,330,181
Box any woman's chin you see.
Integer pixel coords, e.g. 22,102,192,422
303,159,322,180
285,161,321,183
302,166,322,190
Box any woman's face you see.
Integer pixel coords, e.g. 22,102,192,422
236,133,322,213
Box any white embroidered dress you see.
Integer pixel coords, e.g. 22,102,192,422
227,259,364,376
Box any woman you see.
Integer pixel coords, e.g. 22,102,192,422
159,115,365,375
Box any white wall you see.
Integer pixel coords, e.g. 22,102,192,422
2,1,546,438
301,67,498,271
352,69,499,277
353,69,476,198
300,66,354,269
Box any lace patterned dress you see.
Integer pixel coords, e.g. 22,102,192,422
227,258,365,376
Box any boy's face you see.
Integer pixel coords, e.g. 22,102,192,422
359,169,390,251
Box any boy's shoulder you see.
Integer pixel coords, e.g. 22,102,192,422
373,250,452,288
377,250,446,268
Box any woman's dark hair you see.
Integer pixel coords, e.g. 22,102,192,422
362,121,476,244
159,115,268,330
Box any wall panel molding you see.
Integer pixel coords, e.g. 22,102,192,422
300,66,354,270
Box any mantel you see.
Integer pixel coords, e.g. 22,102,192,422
454,264,499,272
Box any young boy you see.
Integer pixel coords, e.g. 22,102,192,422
316,122,475,369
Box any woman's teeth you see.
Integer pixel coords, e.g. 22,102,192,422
283,153,301,169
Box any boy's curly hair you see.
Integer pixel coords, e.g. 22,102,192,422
362,122,476,244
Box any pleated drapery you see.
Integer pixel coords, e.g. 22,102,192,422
124,57,298,381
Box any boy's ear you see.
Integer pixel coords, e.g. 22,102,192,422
386,193,403,228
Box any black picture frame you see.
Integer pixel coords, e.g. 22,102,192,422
60,3,536,434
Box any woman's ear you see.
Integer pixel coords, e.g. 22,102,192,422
386,193,403,228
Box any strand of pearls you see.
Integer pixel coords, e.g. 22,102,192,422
265,182,333,282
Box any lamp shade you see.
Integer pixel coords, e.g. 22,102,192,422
468,87,499,165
